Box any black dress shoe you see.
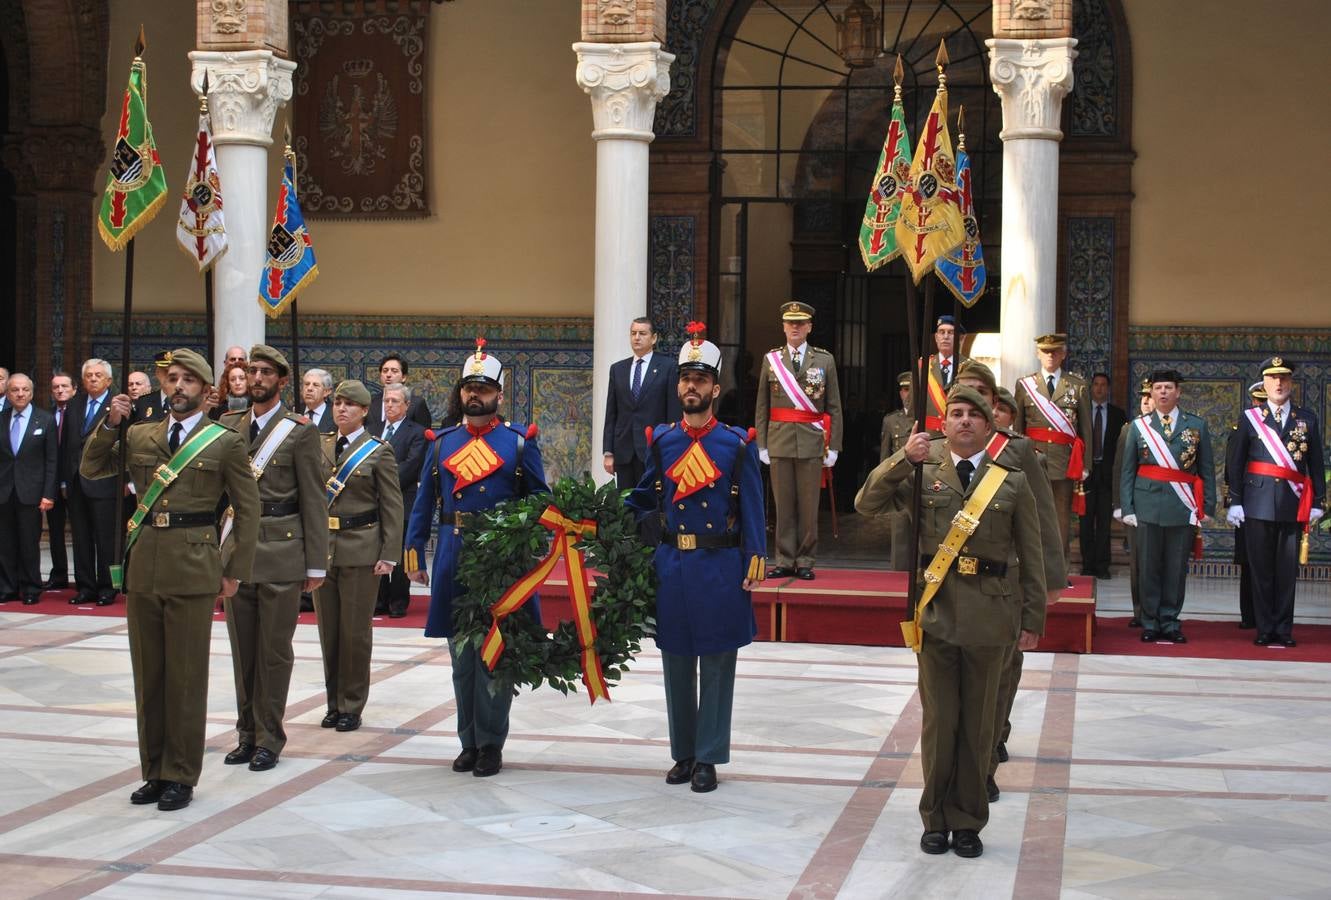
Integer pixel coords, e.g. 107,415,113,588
335,713,361,732
952,829,983,858
795,567,815,580
1238,620,1256,630
1128,617,1142,628
1165,631,1187,644
388,609,408,619
320,710,339,728
473,745,503,777
1254,634,1273,646
666,758,695,785
767,566,793,578
157,782,193,811
96,593,116,607
690,762,718,793
71,591,95,605
995,742,1009,764
986,775,1000,803
452,747,478,772
1140,630,1157,642
43,579,69,591
1279,636,1297,647
23,595,40,605
223,742,255,765
248,748,278,771
0,594,18,604
130,780,165,805
919,831,949,855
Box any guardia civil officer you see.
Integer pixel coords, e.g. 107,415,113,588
1112,380,1154,627
315,380,404,732
405,341,548,778
856,385,1046,858
626,327,765,793
218,345,328,771
879,371,915,570
82,348,260,811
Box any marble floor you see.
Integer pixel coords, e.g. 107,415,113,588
2,585,1330,900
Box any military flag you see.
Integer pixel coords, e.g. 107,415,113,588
934,106,987,306
98,34,168,252
175,81,228,272
258,148,319,318
858,56,912,272
894,42,966,283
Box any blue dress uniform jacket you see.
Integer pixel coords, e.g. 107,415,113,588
404,421,548,639
1226,404,1326,521
627,421,766,657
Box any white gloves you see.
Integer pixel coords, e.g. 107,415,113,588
1226,505,1245,527
759,448,770,465
1121,514,1138,527
1112,508,1122,521
824,450,838,467
1311,508,1324,525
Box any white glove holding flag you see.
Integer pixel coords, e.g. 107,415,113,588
824,450,838,467
1226,505,1245,527
759,448,770,465
1122,514,1138,527
1311,508,1324,525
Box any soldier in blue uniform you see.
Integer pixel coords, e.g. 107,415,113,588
1226,356,1326,647
626,326,765,794
405,340,547,777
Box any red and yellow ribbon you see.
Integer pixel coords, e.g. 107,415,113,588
480,504,610,703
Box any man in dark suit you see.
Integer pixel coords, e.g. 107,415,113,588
300,368,337,433
367,353,432,433
66,358,121,606
1,374,59,604
0,368,9,413
45,372,76,590
603,317,680,490
375,383,427,618
1079,373,1127,578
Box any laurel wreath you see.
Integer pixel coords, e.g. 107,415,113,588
451,476,657,696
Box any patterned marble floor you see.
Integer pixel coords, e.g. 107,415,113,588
1,601,1329,900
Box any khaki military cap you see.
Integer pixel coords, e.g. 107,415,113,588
334,379,372,407
896,370,912,388
249,344,290,376
166,348,212,386
945,383,994,428
1034,333,1068,350
780,301,814,322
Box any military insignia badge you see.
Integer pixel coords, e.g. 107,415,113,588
1180,428,1200,469
931,480,945,492
667,441,722,500
444,436,502,489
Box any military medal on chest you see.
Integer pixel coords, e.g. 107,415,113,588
1288,420,1308,461
804,366,826,399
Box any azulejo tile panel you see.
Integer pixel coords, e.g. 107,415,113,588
531,367,595,484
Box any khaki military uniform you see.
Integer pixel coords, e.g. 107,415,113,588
1014,370,1093,562
219,407,328,754
878,409,916,570
856,441,1046,835
755,345,843,569
315,432,404,719
81,415,259,787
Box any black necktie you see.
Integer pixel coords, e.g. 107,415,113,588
84,397,100,433
1046,375,1056,397
250,419,260,444
336,435,349,459
956,458,974,490
384,423,396,442
169,422,183,453
631,358,644,399
940,359,950,385
1093,405,1104,460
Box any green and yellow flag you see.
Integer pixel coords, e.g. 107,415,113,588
98,35,168,252
858,56,912,272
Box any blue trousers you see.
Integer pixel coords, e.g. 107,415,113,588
448,639,514,750
661,649,737,765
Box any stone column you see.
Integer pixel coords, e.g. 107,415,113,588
574,40,674,482
987,14,1076,384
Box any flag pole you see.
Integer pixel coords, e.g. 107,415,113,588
201,72,216,369
284,120,303,405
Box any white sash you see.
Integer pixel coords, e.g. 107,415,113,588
766,349,825,431
1135,415,1200,524
1245,407,1303,501
1020,375,1076,437
221,416,300,546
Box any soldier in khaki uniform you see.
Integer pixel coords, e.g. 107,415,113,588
878,371,915,570
315,380,404,733
1013,333,1094,568
856,385,1046,859
82,348,259,811
218,345,328,771
754,301,843,579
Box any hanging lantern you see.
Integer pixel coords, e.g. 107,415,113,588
837,0,882,68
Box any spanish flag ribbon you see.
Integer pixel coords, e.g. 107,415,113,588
480,505,610,703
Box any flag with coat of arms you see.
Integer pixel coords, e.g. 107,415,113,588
258,148,319,318
934,105,987,306
858,56,912,272
98,35,168,252
175,84,228,272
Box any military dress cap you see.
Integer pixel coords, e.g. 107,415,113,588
152,350,173,369
165,348,213,386
896,370,912,388
248,343,290,376
333,379,372,407
1149,368,1184,385
679,321,722,377
1138,378,1152,397
1034,333,1068,350
994,386,1018,415
1248,381,1267,400
945,383,994,428
1259,355,1294,376
935,314,966,334
956,359,996,394
780,301,815,322
460,338,503,388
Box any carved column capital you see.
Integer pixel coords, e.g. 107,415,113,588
188,50,296,147
987,38,1078,141
573,42,674,142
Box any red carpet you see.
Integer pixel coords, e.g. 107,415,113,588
1091,617,1331,663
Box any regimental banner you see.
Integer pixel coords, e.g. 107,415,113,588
290,0,431,219
894,85,966,283
258,159,319,318
934,141,987,306
98,53,168,252
175,107,228,271
858,94,912,272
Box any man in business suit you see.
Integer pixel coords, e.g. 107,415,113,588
1113,381,1154,627
755,301,843,580
0,375,58,604
83,348,260,811
218,345,328,772
1121,370,1216,643
603,317,681,491
0,368,8,412
367,353,432,433
67,358,120,606
374,383,427,618
44,372,76,590
300,368,337,433
1080,373,1127,578
1227,356,1326,647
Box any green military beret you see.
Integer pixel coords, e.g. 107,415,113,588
334,379,372,407
166,348,212,386
994,386,1018,415
945,383,994,428
956,359,997,395
249,343,290,376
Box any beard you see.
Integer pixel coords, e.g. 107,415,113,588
249,382,278,404
681,392,714,415
169,391,202,414
464,396,499,417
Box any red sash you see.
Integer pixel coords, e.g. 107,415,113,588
771,408,832,452
1137,464,1207,559
1246,461,1314,525
1024,426,1085,480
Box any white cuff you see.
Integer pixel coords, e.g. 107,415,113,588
306,569,326,578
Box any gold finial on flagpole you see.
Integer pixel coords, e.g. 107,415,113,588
956,104,966,152
892,54,904,102
200,70,210,114
936,39,949,90
134,24,146,58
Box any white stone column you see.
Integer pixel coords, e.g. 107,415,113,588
188,51,295,377
987,38,1076,386
574,42,673,483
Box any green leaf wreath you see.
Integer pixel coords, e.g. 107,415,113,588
451,476,657,697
